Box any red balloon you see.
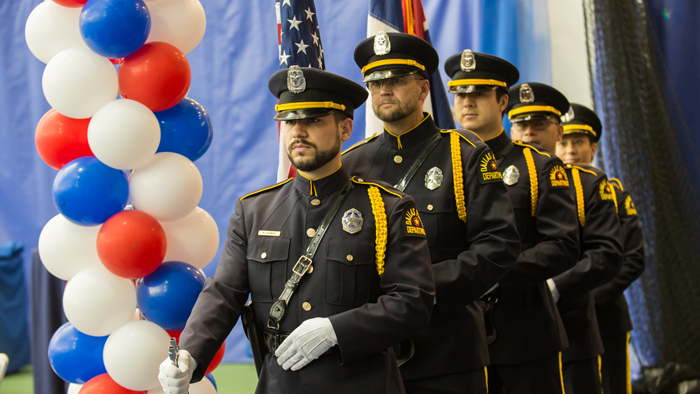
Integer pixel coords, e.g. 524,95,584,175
205,342,226,375
79,373,143,394
35,109,93,170
51,0,87,8
97,210,167,279
118,42,191,112
165,329,182,344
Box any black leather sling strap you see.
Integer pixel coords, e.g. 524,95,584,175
267,179,355,331
496,141,515,166
395,132,443,192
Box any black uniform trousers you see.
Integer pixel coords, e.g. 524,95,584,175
487,353,565,394
600,333,631,394
404,368,488,394
562,357,602,394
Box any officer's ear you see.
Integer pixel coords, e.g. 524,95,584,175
418,77,430,101
590,141,598,157
556,123,564,141
339,116,353,143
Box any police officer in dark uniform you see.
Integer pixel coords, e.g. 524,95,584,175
448,60,579,392
343,34,520,393
556,104,645,394
519,103,623,393
157,66,436,394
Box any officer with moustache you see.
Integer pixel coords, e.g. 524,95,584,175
343,34,520,393
157,67,435,394
556,104,645,394
447,55,580,394
510,98,623,393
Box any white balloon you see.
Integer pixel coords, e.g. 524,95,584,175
63,267,136,337
42,47,119,119
88,99,161,170
130,153,203,222
146,378,216,394
25,1,89,64
104,320,170,391
160,207,219,269
67,383,83,394
146,0,206,54
38,214,103,281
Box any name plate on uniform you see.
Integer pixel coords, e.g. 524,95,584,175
258,230,281,237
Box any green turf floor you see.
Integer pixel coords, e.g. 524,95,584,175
0,363,258,394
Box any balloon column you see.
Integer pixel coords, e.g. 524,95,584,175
27,0,220,391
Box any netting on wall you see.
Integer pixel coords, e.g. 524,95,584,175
583,0,700,384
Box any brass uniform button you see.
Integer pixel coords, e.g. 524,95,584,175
427,204,434,211
358,178,364,182
307,265,314,274
307,228,316,237
311,199,321,206
261,252,267,259
346,255,354,262
394,155,403,163
302,302,312,311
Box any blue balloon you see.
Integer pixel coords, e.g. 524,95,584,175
52,156,129,226
205,374,217,391
79,0,151,59
48,322,108,384
137,261,206,331
155,98,213,162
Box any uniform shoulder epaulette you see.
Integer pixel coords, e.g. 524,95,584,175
351,177,403,199
512,140,551,157
608,178,624,190
341,133,378,155
439,129,477,147
240,178,293,201
566,164,598,177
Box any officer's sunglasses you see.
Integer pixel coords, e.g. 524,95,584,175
365,71,422,92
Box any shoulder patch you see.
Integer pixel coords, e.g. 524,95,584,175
402,202,426,238
342,133,378,155
624,194,638,216
609,178,623,190
549,165,570,188
240,178,293,200
513,140,551,157
599,179,615,201
478,150,503,184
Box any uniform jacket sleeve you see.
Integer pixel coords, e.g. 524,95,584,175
179,199,250,382
432,141,520,312
593,189,645,304
501,157,580,291
553,174,623,298
329,195,435,365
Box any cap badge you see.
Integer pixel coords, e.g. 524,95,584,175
342,208,363,234
562,106,575,123
424,167,443,190
519,83,534,104
287,65,306,94
373,31,391,56
502,165,520,186
461,49,476,72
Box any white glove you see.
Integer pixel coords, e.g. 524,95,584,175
547,278,560,303
275,317,338,371
158,349,197,394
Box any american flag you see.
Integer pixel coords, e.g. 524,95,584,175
365,0,455,137
275,0,325,181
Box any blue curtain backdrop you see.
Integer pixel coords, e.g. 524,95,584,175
0,0,551,363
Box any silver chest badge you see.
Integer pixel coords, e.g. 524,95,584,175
461,49,476,72
519,83,534,104
373,31,391,55
425,167,444,190
287,65,306,94
342,208,363,234
502,165,520,186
